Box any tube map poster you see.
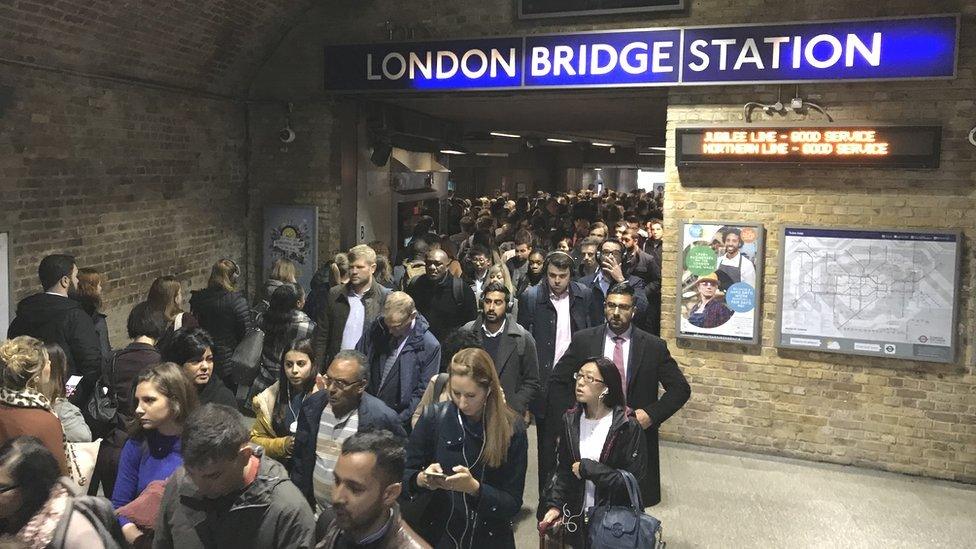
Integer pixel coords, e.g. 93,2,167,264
776,227,960,363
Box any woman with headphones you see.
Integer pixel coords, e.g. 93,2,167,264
538,356,647,547
403,347,528,548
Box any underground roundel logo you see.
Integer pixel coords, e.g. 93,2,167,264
918,335,928,343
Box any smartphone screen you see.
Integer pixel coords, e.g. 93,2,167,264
64,375,83,398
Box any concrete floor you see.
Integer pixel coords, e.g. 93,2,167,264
515,426,976,548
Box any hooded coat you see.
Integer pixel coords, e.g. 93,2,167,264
357,313,441,426
153,449,315,549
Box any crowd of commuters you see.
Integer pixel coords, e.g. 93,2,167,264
0,187,689,548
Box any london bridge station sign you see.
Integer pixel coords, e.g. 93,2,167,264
324,15,957,92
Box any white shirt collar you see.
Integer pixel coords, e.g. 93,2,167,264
482,318,506,338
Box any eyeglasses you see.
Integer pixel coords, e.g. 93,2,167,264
0,483,20,494
322,374,363,391
573,372,605,385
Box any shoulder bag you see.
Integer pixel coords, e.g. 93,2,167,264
586,469,665,549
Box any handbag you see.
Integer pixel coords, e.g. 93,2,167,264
586,470,665,549
67,439,101,489
86,354,119,428
229,327,265,386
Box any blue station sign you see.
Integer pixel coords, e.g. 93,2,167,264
323,15,958,92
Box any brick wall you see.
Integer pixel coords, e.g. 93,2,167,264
248,0,976,483
0,65,248,343
246,102,343,286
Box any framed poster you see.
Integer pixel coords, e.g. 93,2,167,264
677,221,764,344
0,233,8,341
263,206,319,292
776,226,961,363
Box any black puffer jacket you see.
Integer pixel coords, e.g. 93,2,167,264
189,287,253,383
542,405,647,545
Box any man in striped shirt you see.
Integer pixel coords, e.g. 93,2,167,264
290,350,406,510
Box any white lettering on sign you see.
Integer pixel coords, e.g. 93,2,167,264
529,41,674,77
688,33,882,72
367,48,518,82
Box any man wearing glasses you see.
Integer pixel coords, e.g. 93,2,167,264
290,350,406,511
544,282,690,509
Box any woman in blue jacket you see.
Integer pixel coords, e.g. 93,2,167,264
403,347,527,549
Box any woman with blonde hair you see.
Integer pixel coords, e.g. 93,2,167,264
0,336,68,473
404,347,527,548
37,343,91,443
255,258,301,317
147,275,198,332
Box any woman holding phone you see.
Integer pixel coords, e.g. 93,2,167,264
403,348,527,548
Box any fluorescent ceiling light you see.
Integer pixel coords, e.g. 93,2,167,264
440,149,466,155
546,138,573,144
594,168,603,171
591,142,614,147
490,131,521,139
475,152,509,157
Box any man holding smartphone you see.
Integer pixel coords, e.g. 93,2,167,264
576,238,649,328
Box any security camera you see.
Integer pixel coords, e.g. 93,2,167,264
968,126,976,147
609,146,616,154
279,126,296,144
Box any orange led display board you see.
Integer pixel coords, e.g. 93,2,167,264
676,125,941,168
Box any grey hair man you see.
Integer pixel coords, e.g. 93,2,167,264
289,350,406,511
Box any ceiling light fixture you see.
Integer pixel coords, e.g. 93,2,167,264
440,149,466,155
591,142,614,147
476,152,509,157
546,138,573,144
490,131,521,139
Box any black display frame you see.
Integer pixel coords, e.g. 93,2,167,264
517,0,686,20
675,124,942,169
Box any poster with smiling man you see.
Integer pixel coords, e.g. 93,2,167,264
677,221,764,344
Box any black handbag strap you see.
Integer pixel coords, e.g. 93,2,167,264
618,469,644,511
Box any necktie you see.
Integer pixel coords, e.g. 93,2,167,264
613,336,626,397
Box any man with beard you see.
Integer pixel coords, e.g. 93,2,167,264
717,228,757,290
316,430,430,548
8,254,102,405
460,282,539,418
544,283,690,508
505,229,534,291
406,249,477,343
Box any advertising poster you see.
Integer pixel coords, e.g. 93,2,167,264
677,221,764,344
776,226,960,363
263,206,318,292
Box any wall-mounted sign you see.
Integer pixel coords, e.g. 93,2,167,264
677,221,765,344
776,227,961,364
263,205,319,292
518,0,684,20
324,15,958,92
675,125,942,168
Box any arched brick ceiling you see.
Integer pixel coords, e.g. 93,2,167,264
0,0,317,96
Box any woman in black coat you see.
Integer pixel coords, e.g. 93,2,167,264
189,259,253,388
403,348,527,549
539,357,647,548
